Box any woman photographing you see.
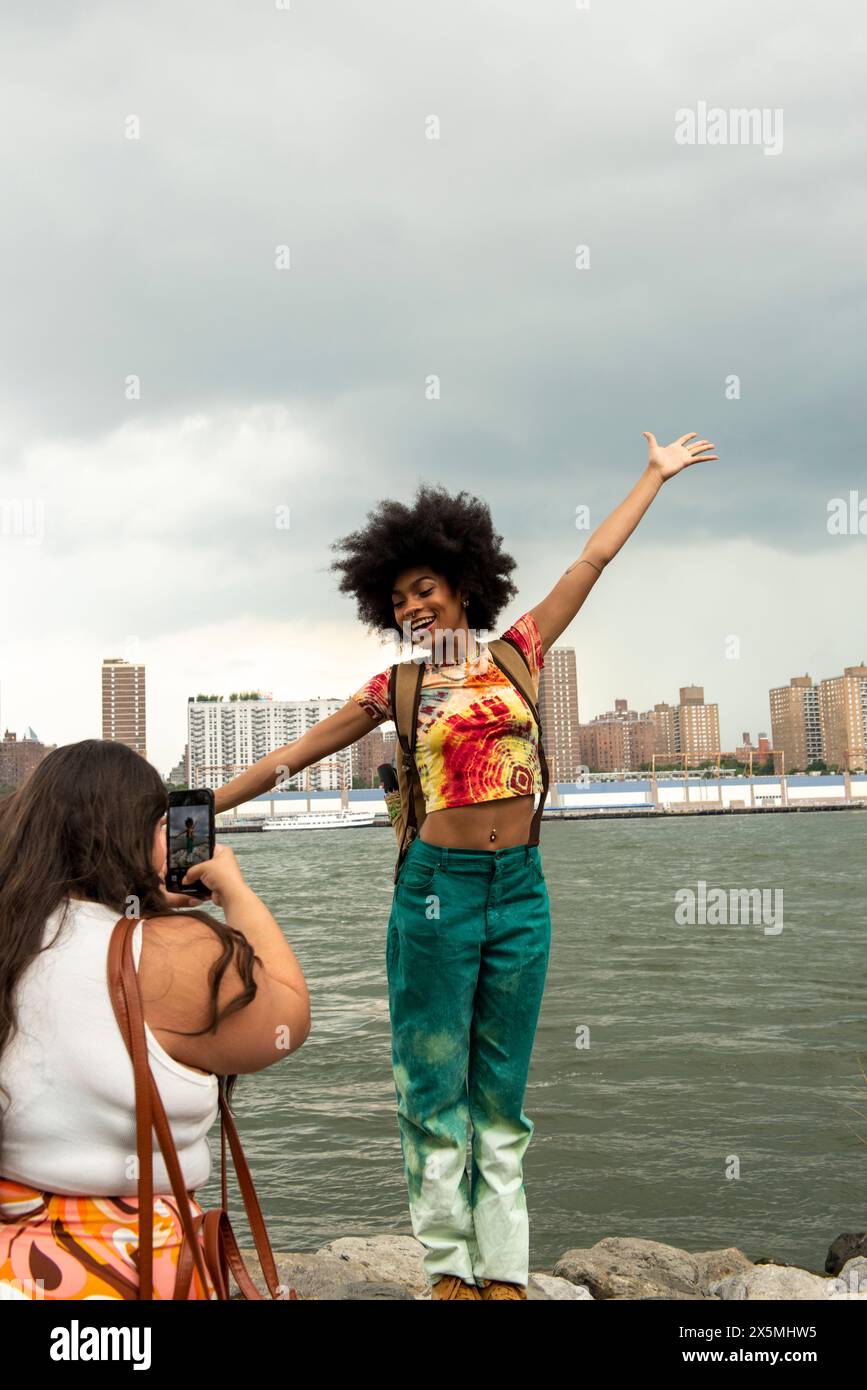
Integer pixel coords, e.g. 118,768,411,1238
0,739,309,1299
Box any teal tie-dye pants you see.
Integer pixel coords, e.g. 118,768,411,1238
385,836,551,1288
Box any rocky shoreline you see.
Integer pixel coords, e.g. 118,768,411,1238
238,1232,867,1300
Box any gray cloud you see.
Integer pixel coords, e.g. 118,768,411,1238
0,0,864,767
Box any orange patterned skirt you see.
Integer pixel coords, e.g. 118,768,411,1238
0,1178,216,1300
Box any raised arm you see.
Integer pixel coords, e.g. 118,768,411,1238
213,699,377,813
530,431,718,653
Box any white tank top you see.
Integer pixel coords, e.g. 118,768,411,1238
0,898,219,1195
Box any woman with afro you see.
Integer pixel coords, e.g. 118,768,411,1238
214,429,718,1300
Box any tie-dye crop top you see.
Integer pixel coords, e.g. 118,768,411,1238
350,612,545,814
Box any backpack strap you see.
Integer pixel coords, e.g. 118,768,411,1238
389,659,426,881
487,637,550,846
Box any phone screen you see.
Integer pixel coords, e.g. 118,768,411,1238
166,795,213,896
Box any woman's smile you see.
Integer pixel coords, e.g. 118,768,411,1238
409,613,436,639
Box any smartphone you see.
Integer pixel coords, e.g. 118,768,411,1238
377,763,399,793
165,789,215,899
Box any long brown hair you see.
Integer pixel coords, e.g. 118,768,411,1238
0,740,257,1150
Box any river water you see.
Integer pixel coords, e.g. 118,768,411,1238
197,812,867,1274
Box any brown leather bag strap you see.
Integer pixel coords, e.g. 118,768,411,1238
130,967,270,1299
215,1208,275,1299
107,920,154,1299
202,1209,230,1299
174,1213,201,1301
145,1051,219,1299
109,916,288,1300
108,917,215,1300
217,1082,283,1298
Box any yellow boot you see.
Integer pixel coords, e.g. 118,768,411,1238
431,1275,482,1300
479,1279,527,1300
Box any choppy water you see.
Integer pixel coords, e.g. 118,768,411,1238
197,813,867,1273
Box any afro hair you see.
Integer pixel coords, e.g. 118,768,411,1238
329,483,518,634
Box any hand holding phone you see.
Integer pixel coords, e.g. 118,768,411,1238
165,789,215,900
179,844,249,909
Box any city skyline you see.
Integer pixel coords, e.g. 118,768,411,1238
5,642,865,784
2,534,863,777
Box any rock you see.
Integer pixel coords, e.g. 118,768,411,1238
825,1233,867,1275
614,1284,722,1295
691,1247,753,1291
315,1236,587,1299
554,1237,704,1300
237,1249,403,1300
343,1281,415,1300
239,1238,591,1299
317,1234,428,1295
827,1257,867,1299
711,1265,838,1300
235,1234,861,1301
529,1273,593,1300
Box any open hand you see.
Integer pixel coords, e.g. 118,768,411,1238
643,431,718,481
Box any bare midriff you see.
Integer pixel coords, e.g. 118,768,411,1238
418,793,535,850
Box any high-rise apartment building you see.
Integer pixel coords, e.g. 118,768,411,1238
674,685,720,760
640,687,719,763
187,694,352,792
769,665,867,771
0,728,55,789
102,658,146,757
578,698,657,772
646,702,677,757
769,676,822,771
817,664,867,770
538,646,582,780
352,726,398,787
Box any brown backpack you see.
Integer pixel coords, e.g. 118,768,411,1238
386,635,550,882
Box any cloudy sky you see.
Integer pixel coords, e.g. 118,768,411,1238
1,0,864,774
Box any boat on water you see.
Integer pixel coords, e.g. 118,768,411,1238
261,810,377,831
